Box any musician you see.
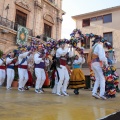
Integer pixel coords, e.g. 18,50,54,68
0,53,6,87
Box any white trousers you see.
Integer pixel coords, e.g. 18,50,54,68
0,69,5,86
91,63,105,96
6,68,14,88
52,72,58,93
18,68,28,88
56,65,69,94
35,68,46,89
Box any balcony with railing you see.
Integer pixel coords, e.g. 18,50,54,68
48,0,55,4
36,34,55,42
0,16,33,36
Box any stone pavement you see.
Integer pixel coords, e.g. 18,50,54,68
0,88,120,120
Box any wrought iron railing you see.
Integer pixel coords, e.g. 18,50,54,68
36,34,55,42
38,34,49,42
0,16,33,36
48,0,55,4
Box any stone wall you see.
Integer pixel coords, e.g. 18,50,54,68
0,0,64,52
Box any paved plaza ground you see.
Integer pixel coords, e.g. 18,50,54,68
0,88,120,120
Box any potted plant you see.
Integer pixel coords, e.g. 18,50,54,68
12,66,18,87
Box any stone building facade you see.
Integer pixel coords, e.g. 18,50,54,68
72,6,120,75
0,0,64,53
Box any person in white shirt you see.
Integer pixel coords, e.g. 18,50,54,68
55,41,73,96
6,52,17,90
34,45,46,93
0,53,6,87
18,48,32,91
91,38,108,100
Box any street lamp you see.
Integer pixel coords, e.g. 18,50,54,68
5,4,9,19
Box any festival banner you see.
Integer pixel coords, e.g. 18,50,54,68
16,25,29,45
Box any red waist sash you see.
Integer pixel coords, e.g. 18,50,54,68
60,58,66,66
0,66,6,70
18,65,27,69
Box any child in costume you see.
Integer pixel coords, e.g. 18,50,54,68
69,54,85,95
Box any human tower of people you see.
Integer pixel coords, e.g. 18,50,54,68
0,29,119,100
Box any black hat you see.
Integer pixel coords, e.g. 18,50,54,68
92,37,101,46
58,40,65,46
92,38,101,43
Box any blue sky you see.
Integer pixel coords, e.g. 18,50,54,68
61,0,120,39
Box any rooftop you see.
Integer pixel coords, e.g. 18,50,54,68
72,5,120,19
